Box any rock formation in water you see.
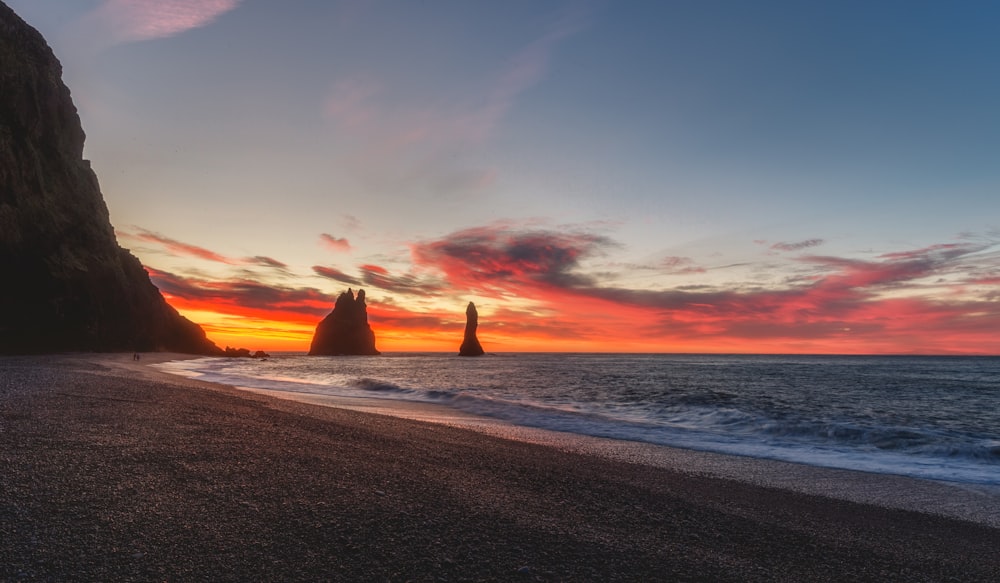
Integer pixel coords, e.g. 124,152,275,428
224,347,271,359
458,302,485,356
0,3,221,354
308,289,380,356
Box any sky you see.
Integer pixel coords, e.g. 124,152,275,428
9,0,1000,354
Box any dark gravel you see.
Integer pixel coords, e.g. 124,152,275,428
2,355,999,582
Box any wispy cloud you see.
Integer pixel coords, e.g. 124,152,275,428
454,5,590,143
121,228,237,264
324,77,380,128
359,264,443,296
322,7,590,198
246,256,289,270
876,242,977,262
770,238,825,252
340,215,362,232
660,256,706,275
312,265,361,286
119,228,287,270
96,0,242,43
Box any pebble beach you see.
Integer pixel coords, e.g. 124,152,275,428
2,354,999,581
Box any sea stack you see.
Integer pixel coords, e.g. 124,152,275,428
0,3,221,355
458,302,485,356
308,289,380,355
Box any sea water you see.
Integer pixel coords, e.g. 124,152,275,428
155,353,1000,485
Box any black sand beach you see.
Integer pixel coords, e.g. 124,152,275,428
2,354,999,582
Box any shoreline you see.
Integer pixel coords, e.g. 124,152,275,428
3,353,1000,581
151,354,1000,529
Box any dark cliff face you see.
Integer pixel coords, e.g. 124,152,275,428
458,302,485,356
0,2,221,354
308,289,380,356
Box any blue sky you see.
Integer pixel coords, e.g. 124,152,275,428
9,0,1000,352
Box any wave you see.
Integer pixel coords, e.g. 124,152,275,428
438,394,1000,484
155,357,1000,485
349,377,410,393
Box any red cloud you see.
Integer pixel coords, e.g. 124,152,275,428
411,224,614,296
320,233,352,252
359,264,388,275
802,242,986,290
406,225,1000,353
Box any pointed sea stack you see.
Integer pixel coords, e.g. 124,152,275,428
458,302,485,357
0,3,221,354
308,289,380,355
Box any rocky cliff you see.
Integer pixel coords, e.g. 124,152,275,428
308,289,380,356
458,302,485,356
0,2,221,354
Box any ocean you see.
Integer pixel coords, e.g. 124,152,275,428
155,353,1000,486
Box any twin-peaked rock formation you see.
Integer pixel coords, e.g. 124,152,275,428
308,289,380,355
0,2,220,354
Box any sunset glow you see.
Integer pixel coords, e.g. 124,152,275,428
12,1,999,354
133,225,1000,354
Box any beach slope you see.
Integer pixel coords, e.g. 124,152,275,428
2,354,998,581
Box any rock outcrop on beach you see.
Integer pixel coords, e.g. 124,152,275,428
458,302,485,356
308,289,380,356
0,3,221,355
224,347,271,359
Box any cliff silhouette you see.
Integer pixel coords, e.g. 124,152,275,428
0,2,221,354
308,289,380,356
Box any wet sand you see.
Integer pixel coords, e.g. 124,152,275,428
2,353,999,581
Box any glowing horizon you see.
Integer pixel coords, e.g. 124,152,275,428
140,224,1000,355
